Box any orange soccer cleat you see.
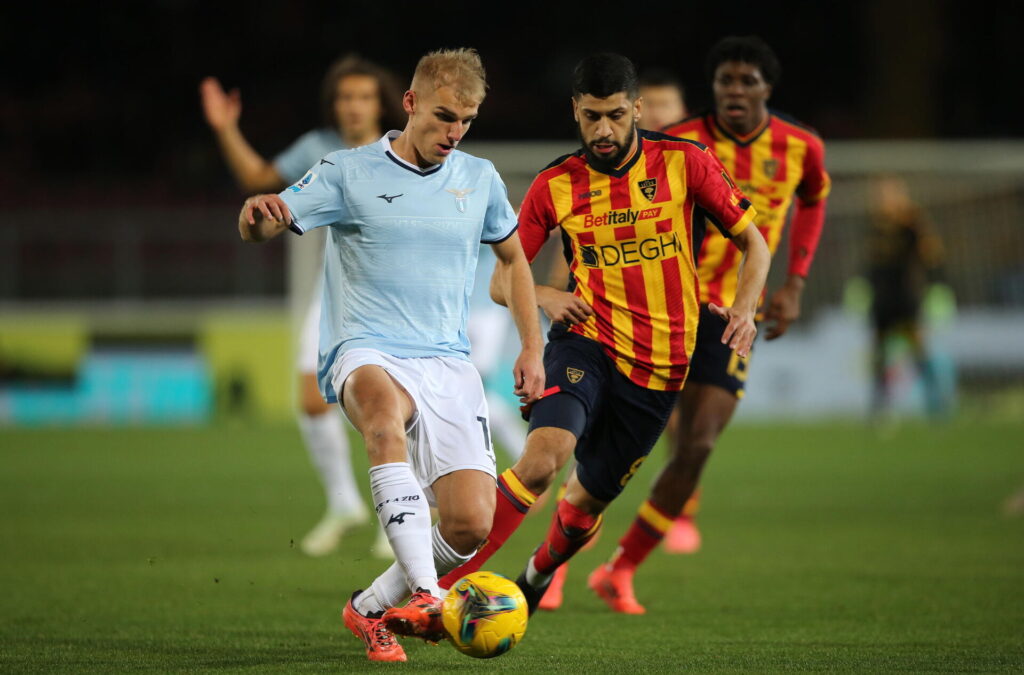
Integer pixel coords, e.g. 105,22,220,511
663,514,702,554
343,594,407,662
587,563,646,615
538,563,569,611
382,590,447,643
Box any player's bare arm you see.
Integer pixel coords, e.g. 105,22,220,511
530,247,593,325
709,225,770,357
200,77,284,193
238,194,291,242
491,234,545,403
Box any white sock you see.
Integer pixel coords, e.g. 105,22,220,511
524,555,552,588
432,523,473,578
297,411,363,515
369,463,437,597
356,523,473,615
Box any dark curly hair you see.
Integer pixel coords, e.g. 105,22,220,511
706,36,781,87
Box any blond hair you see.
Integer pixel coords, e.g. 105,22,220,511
410,48,487,105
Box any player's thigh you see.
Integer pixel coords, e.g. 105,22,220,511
341,364,415,435
574,378,678,503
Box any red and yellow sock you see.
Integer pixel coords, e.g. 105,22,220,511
611,499,674,572
532,499,602,575
437,469,537,589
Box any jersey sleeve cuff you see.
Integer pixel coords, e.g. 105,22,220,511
288,221,305,235
727,206,757,236
482,224,518,244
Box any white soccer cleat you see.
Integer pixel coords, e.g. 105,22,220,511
300,507,369,557
372,525,395,560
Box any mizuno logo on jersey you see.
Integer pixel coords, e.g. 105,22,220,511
377,193,403,203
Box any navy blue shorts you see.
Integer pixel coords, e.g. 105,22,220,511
527,325,679,502
686,305,753,398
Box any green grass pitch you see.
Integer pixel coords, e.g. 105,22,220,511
1,421,1022,672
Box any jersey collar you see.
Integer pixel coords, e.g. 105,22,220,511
710,111,771,147
381,130,443,176
581,130,643,178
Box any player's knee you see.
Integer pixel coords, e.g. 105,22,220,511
441,512,492,555
673,434,715,466
514,427,576,494
360,417,406,460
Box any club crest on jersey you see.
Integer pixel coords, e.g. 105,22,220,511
566,367,585,384
763,158,780,179
446,188,475,213
638,178,657,202
287,171,317,193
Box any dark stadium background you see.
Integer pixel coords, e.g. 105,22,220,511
2,1,1022,204
2,4,1023,671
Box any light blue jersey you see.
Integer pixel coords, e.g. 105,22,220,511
274,128,345,183
280,131,519,402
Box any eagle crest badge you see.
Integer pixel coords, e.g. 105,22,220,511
446,188,475,213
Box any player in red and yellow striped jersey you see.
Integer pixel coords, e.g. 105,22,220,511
582,37,831,614
429,53,770,615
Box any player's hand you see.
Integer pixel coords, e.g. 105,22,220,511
763,276,805,341
708,302,757,358
537,286,593,326
199,76,241,131
239,194,291,242
512,347,545,405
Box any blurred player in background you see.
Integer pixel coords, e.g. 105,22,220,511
866,175,948,418
546,36,830,614
426,53,769,617
637,68,687,132
201,56,403,557
236,48,544,662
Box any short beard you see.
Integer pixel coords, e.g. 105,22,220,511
578,120,636,173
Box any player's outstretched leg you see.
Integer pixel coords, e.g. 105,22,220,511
537,477,603,611
385,470,492,642
516,474,604,616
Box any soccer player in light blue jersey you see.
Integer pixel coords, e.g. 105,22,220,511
237,48,545,663
202,56,403,558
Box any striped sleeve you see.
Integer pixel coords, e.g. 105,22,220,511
687,145,756,237
517,174,559,262
796,135,831,205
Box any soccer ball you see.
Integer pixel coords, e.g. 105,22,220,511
442,571,528,659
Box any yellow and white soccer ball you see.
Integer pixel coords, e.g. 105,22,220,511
442,571,528,659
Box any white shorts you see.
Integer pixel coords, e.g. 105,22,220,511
296,287,321,374
330,349,497,502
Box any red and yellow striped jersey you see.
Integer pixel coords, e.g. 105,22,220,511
664,112,830,307
519,130,756,392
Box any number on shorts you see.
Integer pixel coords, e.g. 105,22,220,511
476,416,491,452
726,350,750,383
619,456,646,487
